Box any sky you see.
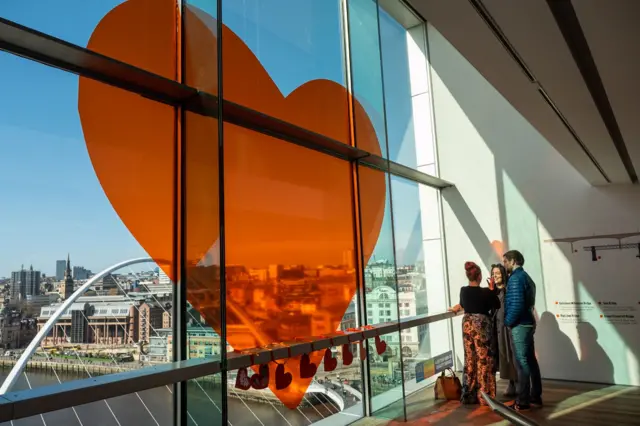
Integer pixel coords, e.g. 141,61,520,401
0,0,426,276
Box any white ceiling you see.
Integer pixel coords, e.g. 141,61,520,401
409,0,640,185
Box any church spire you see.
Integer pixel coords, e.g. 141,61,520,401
65,253,72,279
64,253,74,300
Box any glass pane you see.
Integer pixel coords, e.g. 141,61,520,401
390,176,452,396
189,0,351,145
358,166,405,417
183,0,223,416
223,123,362,423
185,0,218,96
0,380,220,426
379,1,432,170
0,0,179,80
348,0,388,158
0,50,180,425
187,371,225,426
183,111,223,423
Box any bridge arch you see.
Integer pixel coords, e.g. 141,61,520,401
0,257,154,394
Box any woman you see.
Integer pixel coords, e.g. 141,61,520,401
449,261,499,405
490,264,518,397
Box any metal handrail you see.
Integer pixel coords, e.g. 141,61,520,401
481,391,541,426
0,310,460,422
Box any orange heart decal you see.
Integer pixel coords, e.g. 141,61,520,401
78,0,385,409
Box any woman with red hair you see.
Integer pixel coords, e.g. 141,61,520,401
449,261,500,405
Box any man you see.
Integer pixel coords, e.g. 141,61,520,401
503,250,542,410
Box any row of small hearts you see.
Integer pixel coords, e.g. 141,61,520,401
235,336,388,391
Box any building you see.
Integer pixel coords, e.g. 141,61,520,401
148,328,172,362
72,266,92,280
149,327,227,363
38,296,139,345
55,260,66,281
18,319,37,348
364,260,396,292
10,265,41,299
0,296,18,313
366,286,419,357
136,269,172,295
138,302,164,344
62,255,74,300
0,320,20,350
0,314,35,350
23,293,60,317
11,266,41,299
158,269,171,287
187,327,222,359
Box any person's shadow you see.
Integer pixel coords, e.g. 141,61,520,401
536,311,580,380
577,322,614,384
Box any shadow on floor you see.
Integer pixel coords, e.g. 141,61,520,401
354,379,640,425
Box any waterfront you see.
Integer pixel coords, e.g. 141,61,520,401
0,369,349,426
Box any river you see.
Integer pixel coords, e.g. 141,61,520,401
0,369,348,426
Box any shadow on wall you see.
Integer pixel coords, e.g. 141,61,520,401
536,312,579,379
577,321,615,384
429,26,636,384
442,187,501,269
537,312,614,383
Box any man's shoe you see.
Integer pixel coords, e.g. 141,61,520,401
506,401,531,411
530,398,543,407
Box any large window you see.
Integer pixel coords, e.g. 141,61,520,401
0,50,180,423
0,0,450,425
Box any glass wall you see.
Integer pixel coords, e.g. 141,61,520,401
0,45,183,424
0,0,451,425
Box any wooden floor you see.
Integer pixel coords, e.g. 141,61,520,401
353,379,640,425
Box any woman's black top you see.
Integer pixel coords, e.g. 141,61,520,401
459,286,500,316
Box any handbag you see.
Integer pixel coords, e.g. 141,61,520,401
434,368,462,401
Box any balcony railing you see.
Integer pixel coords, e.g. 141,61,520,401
0,310,460,422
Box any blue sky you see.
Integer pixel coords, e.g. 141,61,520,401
0,0,423,276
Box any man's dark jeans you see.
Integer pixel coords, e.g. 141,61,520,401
510,325,542,405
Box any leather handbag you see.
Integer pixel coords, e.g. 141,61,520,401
434,368,462,401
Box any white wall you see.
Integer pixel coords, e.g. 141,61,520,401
428,23,640,386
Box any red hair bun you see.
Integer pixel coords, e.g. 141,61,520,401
464,261,481,281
